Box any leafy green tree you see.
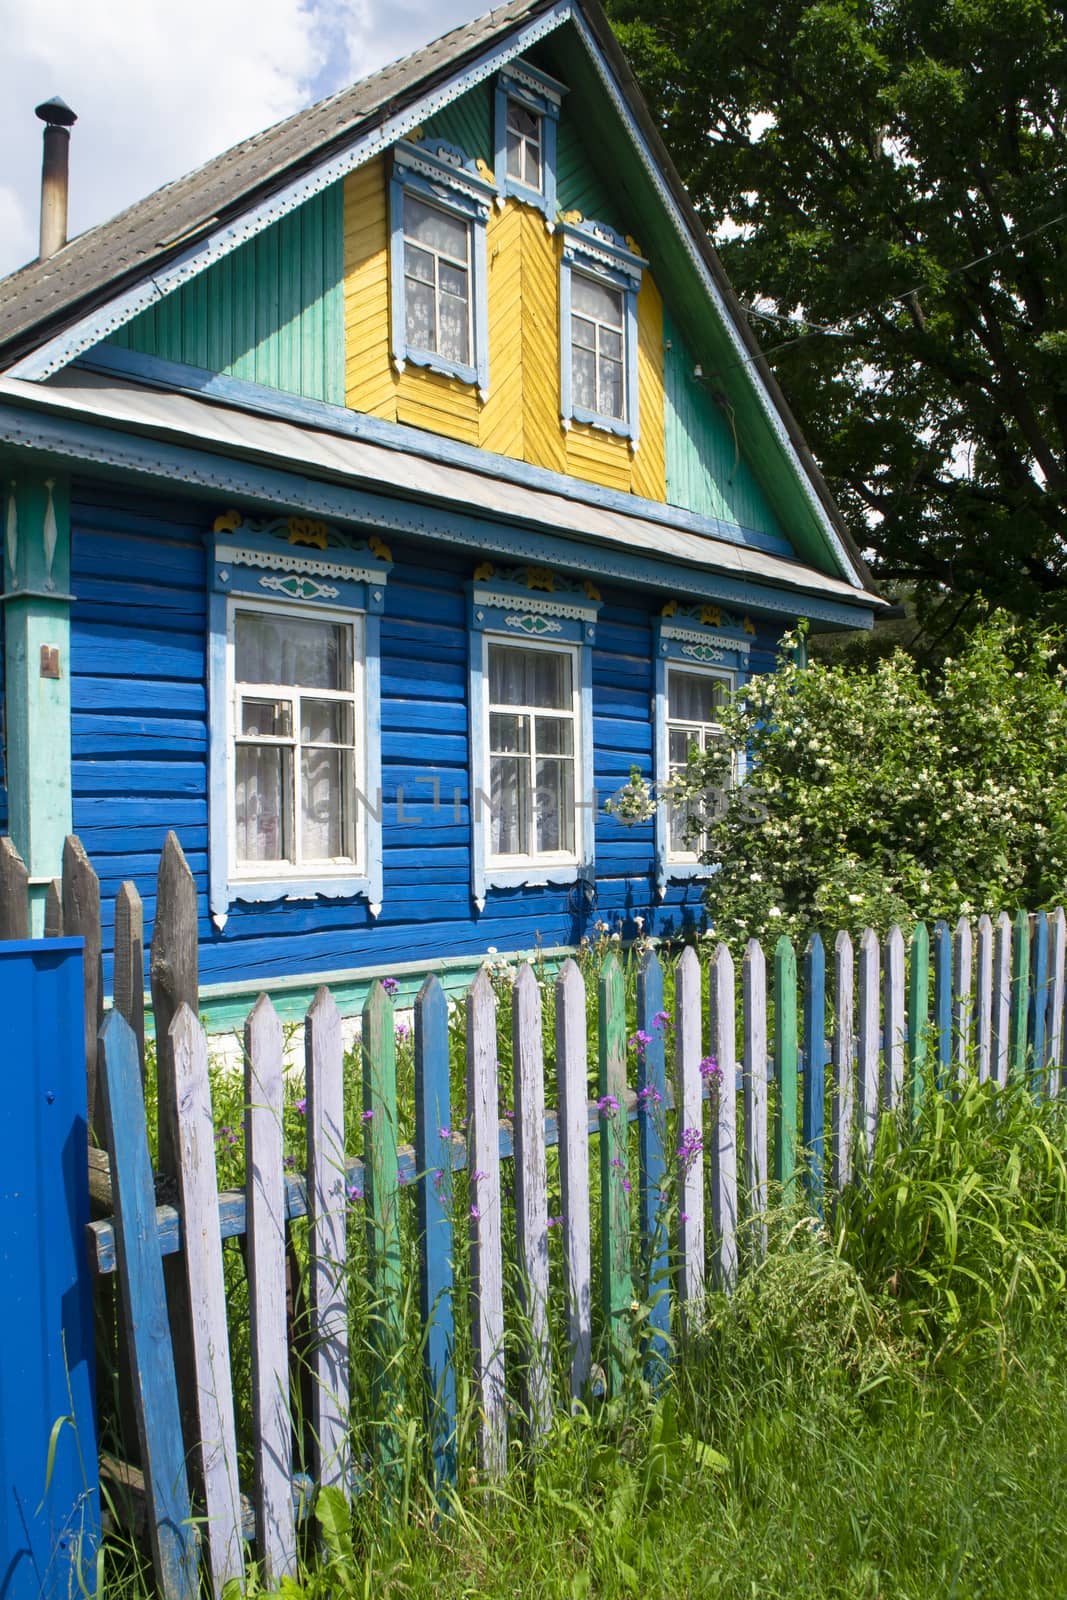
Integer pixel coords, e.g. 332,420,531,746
680,612,1067,942
607,0,1067,622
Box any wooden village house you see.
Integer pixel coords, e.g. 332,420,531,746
0,0,883,1031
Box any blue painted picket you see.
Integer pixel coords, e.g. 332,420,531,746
0,939,100,1600
802,932,825,1211
414,975,456,1490
636,948,669,1377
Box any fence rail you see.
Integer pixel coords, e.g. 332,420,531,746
3,833,1066,1600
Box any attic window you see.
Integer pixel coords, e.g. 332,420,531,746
389,138,494,396
494,61,565,221
559,219,646,445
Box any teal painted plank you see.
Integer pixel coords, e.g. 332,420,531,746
414,975,456,1490
106,188,343,402
635,948,669,1381
773,936,798,1203
1009,909,1031,1087
423,81,493,169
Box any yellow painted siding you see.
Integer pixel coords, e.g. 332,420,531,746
520,210,567,475
632,275,667,503
343,160,396,421
341,161,670,501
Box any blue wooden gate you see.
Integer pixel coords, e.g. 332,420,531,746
0,937,98,1600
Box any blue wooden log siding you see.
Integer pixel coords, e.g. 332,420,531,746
65,480,786,1009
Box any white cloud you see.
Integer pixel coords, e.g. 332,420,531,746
0,0,484,280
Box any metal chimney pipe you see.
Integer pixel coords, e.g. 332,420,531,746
35,96,77,260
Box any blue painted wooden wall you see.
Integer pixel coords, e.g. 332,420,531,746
0,601,6,831
107,186,345,404
68,481,784,997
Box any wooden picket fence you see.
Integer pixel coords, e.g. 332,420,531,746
2,831,1066,1600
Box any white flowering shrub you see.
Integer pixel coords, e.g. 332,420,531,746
684,613,1067,945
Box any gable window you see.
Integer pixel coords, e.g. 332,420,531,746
494,61,564,219
571,273,625,421
559,220,645,444
207,511,391,928
505,100,542,191
403,196,472,368
665,666,730,858
488,642,576,859
468,567,600,910
233,607,362,872
389,139,493,396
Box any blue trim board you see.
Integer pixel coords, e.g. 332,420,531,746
76,343,797,561
0,401,875,631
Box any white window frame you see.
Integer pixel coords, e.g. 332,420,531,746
227,597,367,884
664,661,733,865
467,572,600,910
483,633,582,871
652,610,752,897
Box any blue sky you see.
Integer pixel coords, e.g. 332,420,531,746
0,0,487,279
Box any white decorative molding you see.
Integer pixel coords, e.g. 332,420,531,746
473,586,594,623
218,543,379,584
662,623,751,655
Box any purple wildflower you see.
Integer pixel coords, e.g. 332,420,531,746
680,1211,690,1223
347,1183,364,1204
471,1168,488,1184
622,1177,632,1194
677,1126,704,1173
470,1203,481,1221
382,977,400,997
398,1170,409,1187
652,1009,672,1031
547,1214,564,1229
284,1155,295,1170
438,1126,451,1142
597,1094,620,1115
361,1108,374,1124
395,1020,411,1042
295,1098,307,1117
699,1055,723,1086
216,1125,238,1147
628,1029,653,1056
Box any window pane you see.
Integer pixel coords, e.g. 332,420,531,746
506,129,523,180
507,100,539,139
572,273,622,325
404,241,434,285
490,711,528,754
535,715,573,755
439,291,470,365
599,356,623,419
571,314,596,352
405,195,468,261
405,276,435,351
572,345,596,411
236,744,290,864
241,698,292,738
236,612,351,691
440,261,468,300
489,644,571,709
301,699,353,746
302,747,351,860
491,754,529,855
535,758,574,853
669,726,698,766
601,327,623,362
670,795,695,855
669,669,726,724
524,141,541,189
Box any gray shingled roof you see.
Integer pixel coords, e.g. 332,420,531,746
0,0,552,363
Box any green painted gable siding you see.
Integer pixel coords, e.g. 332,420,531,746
663,311,786,541
108,184,344,403
555,113,625,234
422,82,492,168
